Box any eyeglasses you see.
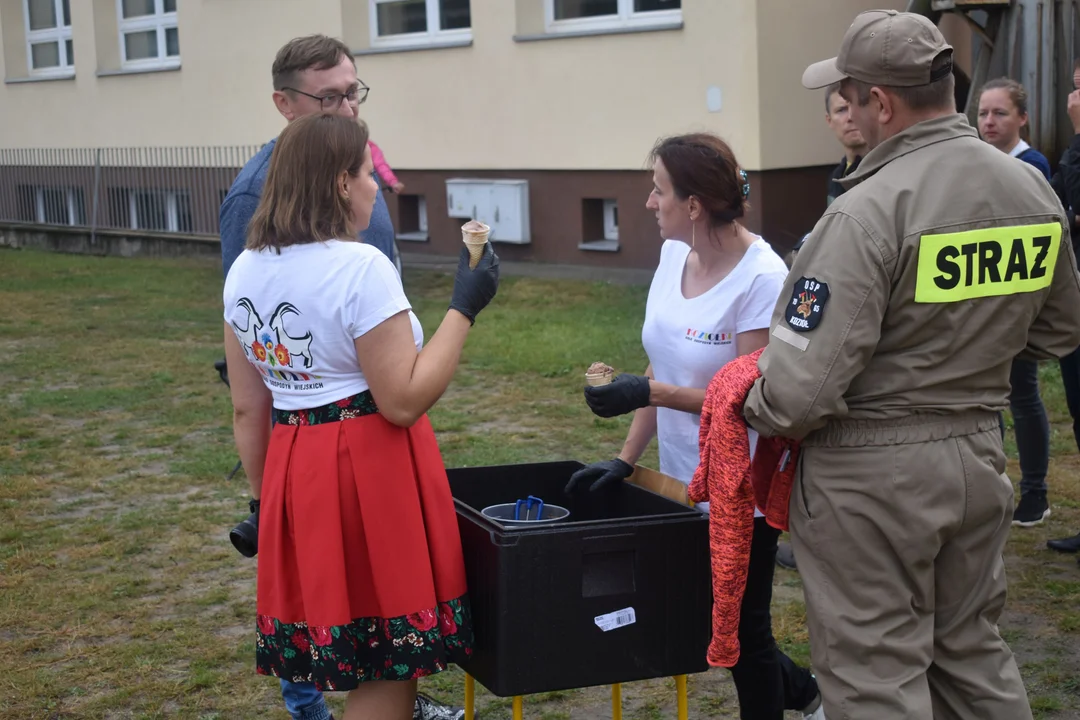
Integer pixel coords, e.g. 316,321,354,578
282,83,369,111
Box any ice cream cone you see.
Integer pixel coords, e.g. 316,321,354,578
585,372,614,387
585,361,615,387
461,220,491,269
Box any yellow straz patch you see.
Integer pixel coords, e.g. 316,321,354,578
915,223,1062,303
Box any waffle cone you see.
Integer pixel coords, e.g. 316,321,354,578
585,371,614,387
462,220,490,270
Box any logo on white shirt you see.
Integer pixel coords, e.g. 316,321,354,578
231,298,324,390
685,328,733,346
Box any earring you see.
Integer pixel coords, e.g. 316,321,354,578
692,223,696,249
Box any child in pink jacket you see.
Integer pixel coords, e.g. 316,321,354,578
369,140,404,194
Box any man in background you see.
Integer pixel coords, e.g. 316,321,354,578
777,83,870,572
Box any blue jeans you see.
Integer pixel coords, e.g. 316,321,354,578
1006,351,1080,497
1008,358,1050,497
281,679,331,720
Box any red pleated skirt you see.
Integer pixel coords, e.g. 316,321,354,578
253,392,473,691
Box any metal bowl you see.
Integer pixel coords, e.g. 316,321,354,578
480,502,570,526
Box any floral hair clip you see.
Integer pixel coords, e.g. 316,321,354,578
739,168,750,199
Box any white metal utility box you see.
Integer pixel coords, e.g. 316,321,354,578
445,178,531,244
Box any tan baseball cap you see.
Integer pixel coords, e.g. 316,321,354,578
802,9,953,89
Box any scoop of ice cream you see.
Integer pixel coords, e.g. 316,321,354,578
587,361,614,375
462,220,490,234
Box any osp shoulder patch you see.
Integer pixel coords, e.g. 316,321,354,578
786,277,830,333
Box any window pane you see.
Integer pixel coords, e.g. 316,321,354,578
62,0,71,25
554,0,618,20
71,189,86,225
124,30,158,61
439,0,470,30
164,0,176,12
27,0,57,30
65,38,73,66
175,192,193,232
634,0,679,10
30,41,61,69
135,191,168,230
376,0,427,36
41,188,67,224
165,27,179,56
121,0,156,18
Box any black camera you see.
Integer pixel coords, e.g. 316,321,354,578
230,498,260,558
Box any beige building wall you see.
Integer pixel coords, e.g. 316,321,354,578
0,0,954,171
349,0,763,171
756,0,907,170
0,0,344,149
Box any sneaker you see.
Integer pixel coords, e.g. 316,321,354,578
801,694,827,720
414,692,472,720
1012,493,1051,527
776,541,798,571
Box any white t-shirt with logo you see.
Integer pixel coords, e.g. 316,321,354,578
641,238,788,512
223,240,422,411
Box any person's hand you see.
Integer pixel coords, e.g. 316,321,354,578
584,374,651,418
1068,90,1080,133
565,457,634,493
449,243,499,324
392,182,406,194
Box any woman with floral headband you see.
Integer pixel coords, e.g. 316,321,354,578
567,133,824,720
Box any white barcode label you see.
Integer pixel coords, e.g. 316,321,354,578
594,607,636,632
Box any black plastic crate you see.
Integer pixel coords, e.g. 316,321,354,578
448,460,712,697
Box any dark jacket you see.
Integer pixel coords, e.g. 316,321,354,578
826,154,863,208
1051,133,1080,260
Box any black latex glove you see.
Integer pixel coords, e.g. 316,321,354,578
449,243,500,325
565,457,634,493
584,373,651,418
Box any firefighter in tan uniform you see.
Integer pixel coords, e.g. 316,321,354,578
744,10,1080,720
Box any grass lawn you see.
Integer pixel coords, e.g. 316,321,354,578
2,248,1080,719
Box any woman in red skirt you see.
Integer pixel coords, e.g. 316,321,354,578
222,113,500,719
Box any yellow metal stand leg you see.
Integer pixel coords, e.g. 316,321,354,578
464,673,475,719
611,684,623,720
512,695,524,720
675,674,688,720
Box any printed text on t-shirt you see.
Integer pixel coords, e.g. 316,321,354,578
685,328,733,346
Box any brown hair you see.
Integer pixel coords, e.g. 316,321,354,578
648,133,749,228
979,77,1029,114
849,50,956,112
247,114,370,251
272,34,353,91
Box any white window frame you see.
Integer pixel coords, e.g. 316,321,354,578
545,0,681,34
33,186,83,225
24,0,74,78
117,0,179,71
602,199,618,242
369,0,472,50
127,189,187,232
418,196,429,233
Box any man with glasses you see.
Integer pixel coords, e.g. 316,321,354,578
219,34,464,720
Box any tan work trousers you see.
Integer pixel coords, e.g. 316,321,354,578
789,412,1031,720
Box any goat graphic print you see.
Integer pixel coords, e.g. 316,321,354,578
231,299,322,388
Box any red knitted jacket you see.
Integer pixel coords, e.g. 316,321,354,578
687,348,800,668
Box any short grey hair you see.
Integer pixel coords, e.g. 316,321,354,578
848,51,956,112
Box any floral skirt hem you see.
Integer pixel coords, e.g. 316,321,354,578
255,595,474,692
